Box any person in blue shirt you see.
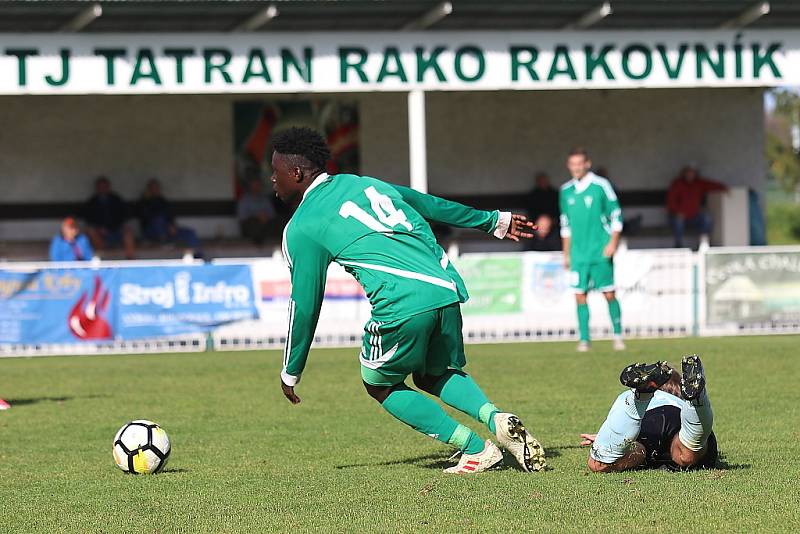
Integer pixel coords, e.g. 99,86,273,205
49,217,94,262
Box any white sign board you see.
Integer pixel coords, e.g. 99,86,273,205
0,30,793,94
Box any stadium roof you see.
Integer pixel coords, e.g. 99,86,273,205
1,0,799,33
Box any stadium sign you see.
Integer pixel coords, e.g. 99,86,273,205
0,30,795,94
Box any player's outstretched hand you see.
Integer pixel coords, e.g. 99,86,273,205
281,380,301,404
505,213,536,242
579,433,597,446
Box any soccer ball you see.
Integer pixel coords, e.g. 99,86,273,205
112,420,171,474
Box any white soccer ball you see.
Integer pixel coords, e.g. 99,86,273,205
112,420,171,474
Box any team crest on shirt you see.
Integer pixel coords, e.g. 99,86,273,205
568,198,575,205
584,196,593,208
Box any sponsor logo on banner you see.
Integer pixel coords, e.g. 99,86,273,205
260,278,364,301
706,250,800,326
68,276,112,340
456,256,522,315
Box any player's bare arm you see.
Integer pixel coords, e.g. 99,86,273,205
603,231,621,257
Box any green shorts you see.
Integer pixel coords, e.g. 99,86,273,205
570,260,615,294
360,303,466,387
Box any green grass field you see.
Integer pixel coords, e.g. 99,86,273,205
1,336,799,533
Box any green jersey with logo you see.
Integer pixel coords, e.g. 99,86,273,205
280,173,510,386
559,172,623,265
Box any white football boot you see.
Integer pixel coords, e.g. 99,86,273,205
444,440,503,474
493,413,546,472
577,341,590,352
613,336,626,351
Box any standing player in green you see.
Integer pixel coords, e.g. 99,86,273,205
273,127,545,474
559,148,625,352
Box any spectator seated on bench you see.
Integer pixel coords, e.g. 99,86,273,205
49,217,94,262
137,178,203,258
666,165,727,248
237,179,278,246
83,176,136,259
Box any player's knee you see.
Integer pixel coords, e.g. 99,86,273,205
411,372,434,393
575,293,588,304
362,381,391,404
603,291,616,302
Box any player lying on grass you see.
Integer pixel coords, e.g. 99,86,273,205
273,127,545,474
580,355,717,472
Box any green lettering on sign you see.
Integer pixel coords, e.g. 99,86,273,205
415,46,447,82
164,48,194,84
5,48,39,87
44,48,70,86
204,48,233,84
282,47,312,83
584,45,615,80
94,48,126,86
131,48,162,85
339,47,369,83
656,44,687,80
454,46,485,82
752,43,782,78
622,44,652,80
377,47,407,83
243,48,272,83
510,46,539,81
547,46,577,81
695,44,725,79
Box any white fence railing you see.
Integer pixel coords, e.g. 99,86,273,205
2,246,800,357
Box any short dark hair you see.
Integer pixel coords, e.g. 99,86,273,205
567,147,590,160
272,127,331,171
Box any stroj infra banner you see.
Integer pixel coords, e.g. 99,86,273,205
0,264,258,344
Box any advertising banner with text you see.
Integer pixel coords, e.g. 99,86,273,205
0,30,792,94
0,264,257,344
705,249,800,327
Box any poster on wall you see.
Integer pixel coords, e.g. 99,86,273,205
233,100,359,198
705,250,800,326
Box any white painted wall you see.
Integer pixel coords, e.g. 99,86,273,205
425,87,765,194
0,87,764,239
0,94,234,201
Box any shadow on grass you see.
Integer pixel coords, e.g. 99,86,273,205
715,457,751,471
6,394,109,407
160,468,190,474
335,452,451,470
335,451,550,472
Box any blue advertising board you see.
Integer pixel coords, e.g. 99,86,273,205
0,264,257,344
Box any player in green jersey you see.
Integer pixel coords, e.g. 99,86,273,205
273,127,545,474
559,148,625,352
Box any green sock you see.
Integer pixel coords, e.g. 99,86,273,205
431,370,500,433
381,384,484,454
607,298,622,335
577,303,590,341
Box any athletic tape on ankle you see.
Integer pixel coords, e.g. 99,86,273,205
447,424,474,450
478,403,499,426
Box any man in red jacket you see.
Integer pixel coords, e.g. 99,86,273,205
666,166,727,248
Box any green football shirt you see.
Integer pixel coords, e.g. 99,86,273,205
559,172,623,265
280,172,511,386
